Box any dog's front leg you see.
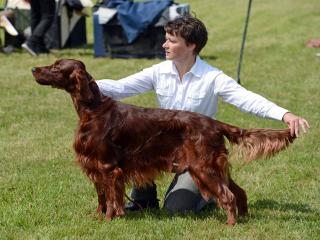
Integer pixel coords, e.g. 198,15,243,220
94,182,106,214
104,167,125,220
104,179,115,221
112,167,125,217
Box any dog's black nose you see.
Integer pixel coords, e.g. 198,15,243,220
31,67,36,72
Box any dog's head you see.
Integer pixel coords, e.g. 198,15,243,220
32,59,99,103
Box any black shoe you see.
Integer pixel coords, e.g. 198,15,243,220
2,45,15,54
36,42,50,54
125,199,160,212
22,42,37,56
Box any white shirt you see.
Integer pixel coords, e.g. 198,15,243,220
97,56,288,121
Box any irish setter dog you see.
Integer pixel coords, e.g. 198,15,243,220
32,59,295,225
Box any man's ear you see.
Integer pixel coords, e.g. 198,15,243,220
71,69,94,102
188,43,196,52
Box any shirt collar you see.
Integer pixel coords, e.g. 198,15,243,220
160,56,203,78
189,56,203,78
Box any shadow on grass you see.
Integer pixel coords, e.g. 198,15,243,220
91,198,319,225
125,207,219,220
251,198,314,213
248,198,319,222
92,205,250,225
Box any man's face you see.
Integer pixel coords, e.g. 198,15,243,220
162,32,195,61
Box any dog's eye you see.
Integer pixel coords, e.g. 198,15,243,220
51,66,59,71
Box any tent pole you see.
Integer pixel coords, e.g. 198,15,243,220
236,0,253,84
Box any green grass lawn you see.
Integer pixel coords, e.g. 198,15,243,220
0,0,319,239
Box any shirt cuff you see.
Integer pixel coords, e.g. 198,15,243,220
267,106,289,121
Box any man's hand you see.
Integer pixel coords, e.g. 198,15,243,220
282,112,310,137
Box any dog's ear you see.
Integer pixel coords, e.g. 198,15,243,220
71,69,94,102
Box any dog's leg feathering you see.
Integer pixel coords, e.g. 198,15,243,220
187,166,237,225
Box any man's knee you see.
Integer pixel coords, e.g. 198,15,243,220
163,189,203,213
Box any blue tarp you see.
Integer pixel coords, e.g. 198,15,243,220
102,0,173,43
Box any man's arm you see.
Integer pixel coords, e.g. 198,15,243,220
214,73,309,136
96,66,155,100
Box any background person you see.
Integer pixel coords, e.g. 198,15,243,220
22,0,55,56
96,15,309,213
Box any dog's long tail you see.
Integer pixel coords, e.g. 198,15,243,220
217,121,296,162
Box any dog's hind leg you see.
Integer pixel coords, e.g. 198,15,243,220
228,178,248,216
188,167,237,225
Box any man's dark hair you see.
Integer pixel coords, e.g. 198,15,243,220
164,15,208,55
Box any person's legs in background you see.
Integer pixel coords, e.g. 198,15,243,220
163,171,215,213
125,183,160,211
22,0,55,55
29,0,41,34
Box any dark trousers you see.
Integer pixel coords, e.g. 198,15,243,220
28,0,55,49
131,171,215,213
